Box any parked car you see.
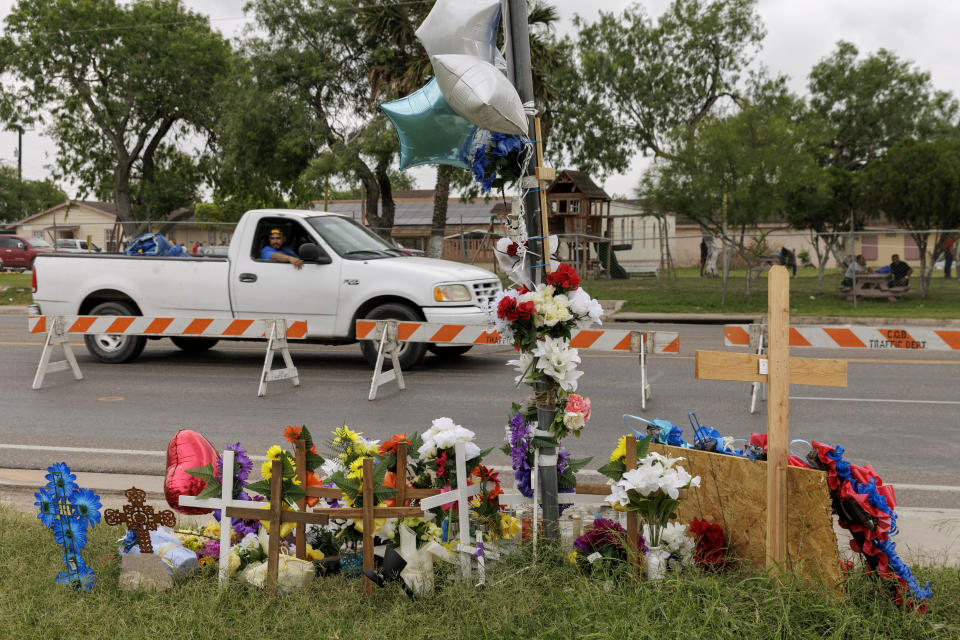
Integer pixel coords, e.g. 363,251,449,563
54,238,102,253
0,235,55,270
33,209,501,367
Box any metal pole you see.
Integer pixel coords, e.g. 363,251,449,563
505,0,558,542
850,211,857,308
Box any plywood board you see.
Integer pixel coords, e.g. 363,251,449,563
650,443,841,585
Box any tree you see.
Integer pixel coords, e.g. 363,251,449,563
861,138,960,298
0,0,234,231
788,42,960,283
0,163,67,222
640,89,819,302
551,0,764,174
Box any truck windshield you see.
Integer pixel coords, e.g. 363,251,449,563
307,216,402,259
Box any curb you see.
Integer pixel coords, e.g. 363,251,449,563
0,306,28,315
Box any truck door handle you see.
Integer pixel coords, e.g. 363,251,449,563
239,273,257,283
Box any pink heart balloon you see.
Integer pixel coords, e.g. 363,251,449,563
164,429,218,515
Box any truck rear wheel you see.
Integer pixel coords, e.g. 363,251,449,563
171,337,219,352
83,301,147,363
358,303,427,370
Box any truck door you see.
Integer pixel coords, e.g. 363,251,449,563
1,237,25,267
230,218,341,335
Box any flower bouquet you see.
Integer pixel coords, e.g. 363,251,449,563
471,131,526,193
571,518,645,577
602,439,700,580
688,518,728,570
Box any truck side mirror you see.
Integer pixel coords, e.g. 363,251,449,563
299,242,331,265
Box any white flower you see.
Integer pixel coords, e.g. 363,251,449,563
563,410,586,431
532,337,583,391
568,287,603,328
320,458,345,479
376,517,398,540
508,352,536,386
418,417,478,459
606,453,701,503
658,521,695,567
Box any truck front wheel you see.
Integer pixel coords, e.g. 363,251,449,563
358,303,427,370
83,301,147,363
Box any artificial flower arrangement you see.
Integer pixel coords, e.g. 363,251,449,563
471,131,526,193
322,425,389,545
688,517,728,570
503,403,592,502
600,435,701,557
570,518,645,577
467,464,504,538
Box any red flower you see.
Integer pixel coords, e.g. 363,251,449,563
304,471,325,508
435,451,448,479
545,263,581,293
688,518,727,568
515,301,535,320
506,242,519,257
283,425,302,443
497,296,518,320
517,285,531,295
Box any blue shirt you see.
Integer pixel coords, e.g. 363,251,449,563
261,245,299,260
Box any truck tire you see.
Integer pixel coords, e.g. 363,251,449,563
358,303,427,370
427,344,473,358
171,337,219,352
83,301,147,363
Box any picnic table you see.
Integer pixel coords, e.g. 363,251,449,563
840,272,909,301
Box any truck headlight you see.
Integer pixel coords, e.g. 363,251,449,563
433,284,472,302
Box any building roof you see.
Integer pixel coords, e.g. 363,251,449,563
555,170,611,201
11,200,118,226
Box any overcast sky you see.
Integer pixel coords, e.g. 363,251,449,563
2,0,959,198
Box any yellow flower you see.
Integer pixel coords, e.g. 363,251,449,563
333,425,362,446
228,552,241,575
306,544,324,562
347,457,366,480
610,435,628,462
266,445,284,461
261,460,273,480
568,550,578,565
470,495,483,509
199,556,215,567
181,536,201,551
500,514,521,539
203,523,220,538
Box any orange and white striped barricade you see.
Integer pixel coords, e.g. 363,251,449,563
27,315,307,396
724,323,960,412
355,319,680,406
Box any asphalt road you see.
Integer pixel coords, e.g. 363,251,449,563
1,314,958,508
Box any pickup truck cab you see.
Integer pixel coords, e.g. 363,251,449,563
54,238,102,253
32,209,501,368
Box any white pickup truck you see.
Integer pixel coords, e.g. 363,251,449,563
31,209,501,368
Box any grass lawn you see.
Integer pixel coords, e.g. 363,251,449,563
582,268,960,319
1,505,956,639
0,272,32,306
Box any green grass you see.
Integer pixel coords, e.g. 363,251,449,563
583,268,960,319
1,505,957,639
0,272,32,306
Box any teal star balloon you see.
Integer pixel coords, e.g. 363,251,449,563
381,78,479,171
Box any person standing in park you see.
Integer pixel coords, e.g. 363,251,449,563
942,235,955,279
700,238,708,277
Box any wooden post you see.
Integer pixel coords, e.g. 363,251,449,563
766,267,790,567
625,435,640,574
396,442,408,507
295,439,307,560
266,459,283,596
534,117,554,274
361,458,376,596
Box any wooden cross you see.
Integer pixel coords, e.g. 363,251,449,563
104,487,176,554
228,456,423,596
693,266,848,566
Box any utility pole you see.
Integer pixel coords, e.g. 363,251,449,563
504,0,560,542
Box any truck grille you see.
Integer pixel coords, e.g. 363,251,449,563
472,279,501,307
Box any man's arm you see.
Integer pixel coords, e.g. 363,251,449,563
262,246,304,270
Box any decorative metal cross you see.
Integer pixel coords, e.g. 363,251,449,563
693,266,848,566
104,487,176,554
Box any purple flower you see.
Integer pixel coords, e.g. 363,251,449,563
215,443,252,488
199,539,220,559
508,412,535,498
573,518,647,555
557,450,570,475
473,542,485,558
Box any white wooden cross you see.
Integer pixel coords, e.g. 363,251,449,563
178,449,263,586
693,266,848,566
417,441,482,581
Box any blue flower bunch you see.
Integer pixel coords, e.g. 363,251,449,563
471,132,526,193
34,462,101,592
